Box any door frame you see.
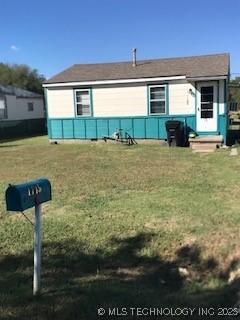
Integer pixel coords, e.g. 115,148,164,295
196,81,219,134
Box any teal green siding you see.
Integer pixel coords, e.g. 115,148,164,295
74,119,85,138
120,118,133,136
159,118,167,138
62,120,74,138
146,118,159,138
48,115,197,140
133,118,146,138
85,119,96,138
219,114,227,142
109,119,120,134
97,119,108,138
51,120,63,139
48,114,227,142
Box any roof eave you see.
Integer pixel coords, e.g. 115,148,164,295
186,75,229,81
42,75,187,88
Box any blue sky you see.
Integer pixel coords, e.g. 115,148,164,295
1,0,239,79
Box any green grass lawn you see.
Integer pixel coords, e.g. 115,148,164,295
0,136,239,319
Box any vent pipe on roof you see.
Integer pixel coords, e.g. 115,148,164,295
132,48,137,67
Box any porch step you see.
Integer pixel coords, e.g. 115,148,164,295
191,143,217,150
189,135,223,144
189,135,223,153
192,148,215,153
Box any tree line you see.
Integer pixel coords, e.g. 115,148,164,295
0,63,45,94
229,77,240,106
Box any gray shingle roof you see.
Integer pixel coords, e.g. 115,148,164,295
0,84,42,98
45,53,229,84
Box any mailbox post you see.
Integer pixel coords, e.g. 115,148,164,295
5,179,51,296
34,203,41,295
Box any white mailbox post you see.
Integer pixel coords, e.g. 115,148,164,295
5,179,52,296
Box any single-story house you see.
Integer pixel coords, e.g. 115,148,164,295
43,53,229,143
0,85,45,138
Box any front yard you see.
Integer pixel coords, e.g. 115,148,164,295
0,136,239,319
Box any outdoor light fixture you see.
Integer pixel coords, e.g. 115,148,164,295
189,88,195,96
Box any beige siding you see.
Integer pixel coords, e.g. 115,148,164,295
5,95,44,120
46,79,227,118
169,82,195,115
47,88,74,118
93,85,147,117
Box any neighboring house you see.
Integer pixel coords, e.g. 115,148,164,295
43,53,229,143
0,85,45,138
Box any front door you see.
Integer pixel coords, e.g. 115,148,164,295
196,82,218,132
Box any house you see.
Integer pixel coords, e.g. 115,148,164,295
43,53,229,143
0,85,45,138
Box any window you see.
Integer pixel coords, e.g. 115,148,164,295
200,86,213,118
149,85,166,114
28,102,34,111
75,89,92,116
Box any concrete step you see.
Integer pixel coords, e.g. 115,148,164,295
191,143,217,150
192,148,215,153
189,135,222,153
189,135,223,144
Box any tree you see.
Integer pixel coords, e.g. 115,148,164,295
229,77,240,104
0,63,45,94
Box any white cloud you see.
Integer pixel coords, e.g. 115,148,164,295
10,45,20,51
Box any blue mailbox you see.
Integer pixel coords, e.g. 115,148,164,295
5,178,52,296
6,178,51,212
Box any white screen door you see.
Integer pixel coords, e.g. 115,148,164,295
196,82,217,132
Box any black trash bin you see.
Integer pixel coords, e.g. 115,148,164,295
165,120,185,146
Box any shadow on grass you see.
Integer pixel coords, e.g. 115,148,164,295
0,134,46,144
0,145,21,148
0,233,239,319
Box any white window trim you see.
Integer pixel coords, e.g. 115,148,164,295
74,89,92,117
149,84,167,115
